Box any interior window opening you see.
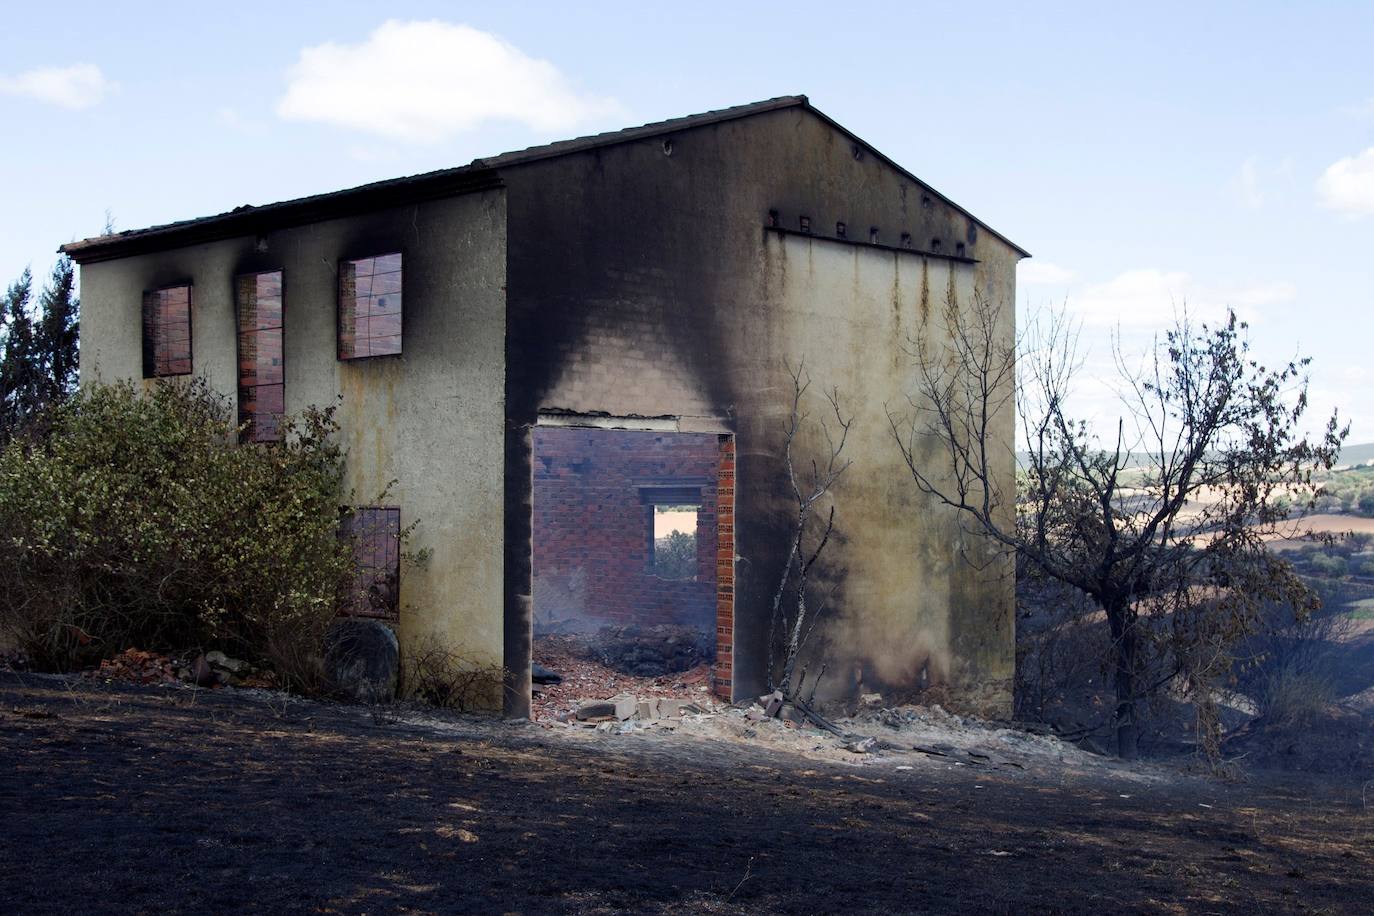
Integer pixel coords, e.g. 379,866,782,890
651,503,700,580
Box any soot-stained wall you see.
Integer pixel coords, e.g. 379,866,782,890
503,105,1020,717
531,427,720,634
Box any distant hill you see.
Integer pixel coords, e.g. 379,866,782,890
1338,443,1374,467
1014,442,1374,471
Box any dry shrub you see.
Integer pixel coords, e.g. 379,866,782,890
1239,601,1352,727
1254,664,1337,727
1014,566,1113,729
401,636,506,712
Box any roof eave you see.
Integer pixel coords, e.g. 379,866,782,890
61,166,504,264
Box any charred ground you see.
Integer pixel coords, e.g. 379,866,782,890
1,674,1371,914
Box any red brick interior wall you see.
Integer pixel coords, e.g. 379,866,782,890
532,428,726,638
714,438,735,698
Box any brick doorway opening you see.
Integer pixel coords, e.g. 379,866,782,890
529,426,734,716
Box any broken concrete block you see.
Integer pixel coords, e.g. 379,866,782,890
860,692,884,708
611,694,638,721
745,705,766,722
764,693,784,718
575,701,616,721
635,699,657,721
657,699,688,718
205,650,248,675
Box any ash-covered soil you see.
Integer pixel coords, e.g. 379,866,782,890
1,672,1371,914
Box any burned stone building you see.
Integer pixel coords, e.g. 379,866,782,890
63,96,1027,717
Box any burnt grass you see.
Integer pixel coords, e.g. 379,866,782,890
1,674,1371,914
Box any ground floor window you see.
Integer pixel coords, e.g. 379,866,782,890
340,506,401,620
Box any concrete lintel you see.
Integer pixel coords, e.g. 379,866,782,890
536,413,680,432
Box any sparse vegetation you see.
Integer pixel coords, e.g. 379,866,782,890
1314,463,1374,516
767,360,852,704
892,297,1346,758
1237,600,1353,726
400,635,507,711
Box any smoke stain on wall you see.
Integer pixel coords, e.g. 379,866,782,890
920,257,931,326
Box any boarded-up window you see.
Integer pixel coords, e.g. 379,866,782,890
341,507,401,619
142,285,192,378
338,252,402,359
235,270,285,442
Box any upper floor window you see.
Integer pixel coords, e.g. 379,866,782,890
142,285,192,378
235,270,284,442
338,252,402,360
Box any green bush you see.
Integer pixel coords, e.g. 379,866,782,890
0,379,353,690
652,529,697,580
1306,553,1349,579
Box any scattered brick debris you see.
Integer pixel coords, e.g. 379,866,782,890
85,648,180,685
531,635,712,721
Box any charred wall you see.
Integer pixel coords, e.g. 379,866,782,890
503,106,1019,716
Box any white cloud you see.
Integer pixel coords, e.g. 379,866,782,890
1317,147,1374,216
1018,261,1077,286
0,64,114,109
1067,268,1295,329
276,20,623,143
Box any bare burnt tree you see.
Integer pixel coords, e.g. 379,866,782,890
889,292,1345,759
766,359,852,704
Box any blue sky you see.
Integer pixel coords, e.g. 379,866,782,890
3,2,1371,439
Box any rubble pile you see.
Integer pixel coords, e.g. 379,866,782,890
80,648,275,690
85,648,180,685
564,693,713,730
582,624,713,676
532,634,714,721
537,688,1135,778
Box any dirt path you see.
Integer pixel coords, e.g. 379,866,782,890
1,674,1370,914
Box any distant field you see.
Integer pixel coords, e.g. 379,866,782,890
1263,513,1374,550
1349,597,1374,621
